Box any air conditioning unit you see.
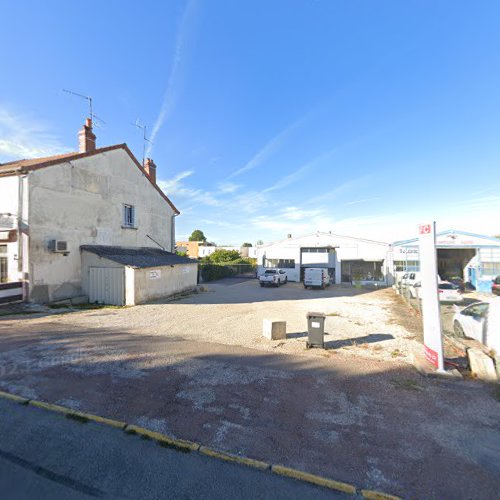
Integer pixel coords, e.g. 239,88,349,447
49,240,69,253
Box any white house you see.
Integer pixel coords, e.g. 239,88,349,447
256,232,390,284
198,245,257,259
0,119,197,304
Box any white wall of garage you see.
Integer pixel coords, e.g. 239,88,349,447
256,232,390,283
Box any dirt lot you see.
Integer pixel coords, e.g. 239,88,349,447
0,280,499,498
5,280,424,364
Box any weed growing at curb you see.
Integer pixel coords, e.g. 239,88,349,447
391,378,423,391
157,441,191,453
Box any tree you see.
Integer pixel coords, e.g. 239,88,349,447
242,242,253,247
189,229,206,242
256,240,264,246
208,249,241,263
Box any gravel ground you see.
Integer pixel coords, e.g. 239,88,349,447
7,280,424,364
1,281,499,498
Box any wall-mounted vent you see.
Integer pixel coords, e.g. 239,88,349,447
49,240,69,253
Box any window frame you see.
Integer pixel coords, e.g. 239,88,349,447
123,204,136,228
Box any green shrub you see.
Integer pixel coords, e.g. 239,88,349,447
200,264,236,281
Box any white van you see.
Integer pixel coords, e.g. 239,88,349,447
304,268,330,289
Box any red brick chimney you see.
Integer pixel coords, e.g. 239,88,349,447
144,158,157,184
78,118,96,153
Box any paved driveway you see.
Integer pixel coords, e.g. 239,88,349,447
0,297,499,498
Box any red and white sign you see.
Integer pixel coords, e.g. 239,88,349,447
419,222,444,370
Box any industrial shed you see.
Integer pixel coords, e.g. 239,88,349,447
256,232,390,284
390,229,500,292
81,245,198,305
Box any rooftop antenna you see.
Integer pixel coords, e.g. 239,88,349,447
62,89,106,128
131,119,153,165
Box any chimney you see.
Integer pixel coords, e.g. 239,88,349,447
144,158,157,184
78,118,96,153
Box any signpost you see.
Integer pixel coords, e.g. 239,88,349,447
418,222,445,371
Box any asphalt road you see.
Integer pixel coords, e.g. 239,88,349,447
0,398,345,500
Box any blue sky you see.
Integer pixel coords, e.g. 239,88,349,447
1,0,499,245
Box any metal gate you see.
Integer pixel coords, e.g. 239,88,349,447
0,282,23,304
88,267,125,306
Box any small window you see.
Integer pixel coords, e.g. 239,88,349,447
123,204,136,228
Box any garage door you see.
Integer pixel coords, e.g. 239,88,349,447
89,267,124,306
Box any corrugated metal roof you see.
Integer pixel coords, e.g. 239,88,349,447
81,245,196,268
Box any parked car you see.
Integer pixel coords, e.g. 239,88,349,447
446,276,465,292
303,267,330,289
452,301,489,340
400,272,444,293
492,276,500,296
410,281,463,303
399,272,420,291
259,269,287,287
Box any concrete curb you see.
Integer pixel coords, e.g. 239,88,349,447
271,465,357,494
361,489,402,500
199,446,270,471
0,390,401,499
124,424,200,452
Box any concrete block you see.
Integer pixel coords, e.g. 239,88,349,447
263,319,286,340
468,348,498,382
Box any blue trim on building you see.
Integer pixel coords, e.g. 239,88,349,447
393,229,500,247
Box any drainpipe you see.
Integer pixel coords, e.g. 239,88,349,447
171,213,178,253
17,172,28,300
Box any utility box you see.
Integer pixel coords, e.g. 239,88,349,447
263,319,287,340
306,312,326,348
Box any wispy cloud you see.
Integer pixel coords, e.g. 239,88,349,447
262,146,345,194
262,162,313,193
158,171,221,208
344,197,381,206
147,0,197,156
227,108,317,179
309,176,371,205
0,108,69,161
217,181,240,194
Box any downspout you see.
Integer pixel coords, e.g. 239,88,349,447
17,172,28,300
171,213,178,253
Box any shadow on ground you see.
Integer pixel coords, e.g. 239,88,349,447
0,320,498,499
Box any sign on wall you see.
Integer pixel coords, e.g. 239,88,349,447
149,270,161,280
419,222,444,370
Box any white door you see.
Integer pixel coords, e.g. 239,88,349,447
89,267,125,306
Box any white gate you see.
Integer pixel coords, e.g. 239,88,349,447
89,267,125,306
0,282,24,304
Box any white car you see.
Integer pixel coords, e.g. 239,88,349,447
453,302,489,342
259,269,288,287
410,281,463,303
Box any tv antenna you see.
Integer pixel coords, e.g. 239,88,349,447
62,89,106,128
131,119,153,165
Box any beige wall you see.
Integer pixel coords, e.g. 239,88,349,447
81,250,197,305
133,263,198,304
27,148,176,302
176,241,201,258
